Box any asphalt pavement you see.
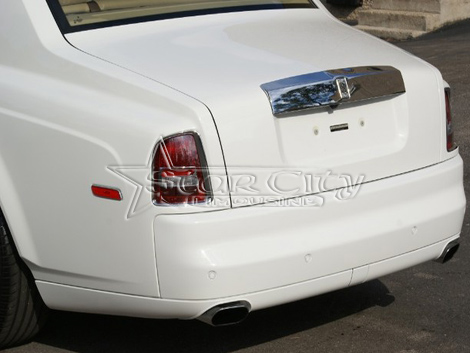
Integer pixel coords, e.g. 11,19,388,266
4,19,470,353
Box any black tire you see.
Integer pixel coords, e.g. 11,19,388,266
0,212,48,349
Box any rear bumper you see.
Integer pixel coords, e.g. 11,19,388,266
36,236,459,320
154,156,465,302
36,156,465,320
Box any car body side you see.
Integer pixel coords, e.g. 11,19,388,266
0,0,231,298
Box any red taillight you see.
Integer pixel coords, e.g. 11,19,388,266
445,89,455,152
152,133,211,205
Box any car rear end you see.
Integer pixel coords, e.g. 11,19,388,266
21,0,468,325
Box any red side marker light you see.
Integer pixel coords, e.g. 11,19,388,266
91,185,123,201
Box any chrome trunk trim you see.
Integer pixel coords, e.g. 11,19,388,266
261,66,406,115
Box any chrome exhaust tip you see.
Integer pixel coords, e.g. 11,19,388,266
435,240,460,264
198,301,251,327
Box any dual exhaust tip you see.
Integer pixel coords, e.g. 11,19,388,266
198,301,251,327
435,240,460,264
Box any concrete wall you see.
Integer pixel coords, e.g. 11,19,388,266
322,0,470,39
440,0,470,24
319,0,371,21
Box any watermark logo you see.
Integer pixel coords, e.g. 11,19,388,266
109,163,365,218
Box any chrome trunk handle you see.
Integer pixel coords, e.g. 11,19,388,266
261,66,406,115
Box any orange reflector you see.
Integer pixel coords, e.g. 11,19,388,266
91,185,122,201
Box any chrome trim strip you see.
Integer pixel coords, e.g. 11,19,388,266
261,66,406,115
330,123,349,132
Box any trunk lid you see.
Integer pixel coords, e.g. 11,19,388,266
66,8,444,206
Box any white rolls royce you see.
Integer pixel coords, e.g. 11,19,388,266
0,0,465,347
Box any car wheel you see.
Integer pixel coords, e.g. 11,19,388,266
0,212,48,348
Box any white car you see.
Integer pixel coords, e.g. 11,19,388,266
0,0,465,348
